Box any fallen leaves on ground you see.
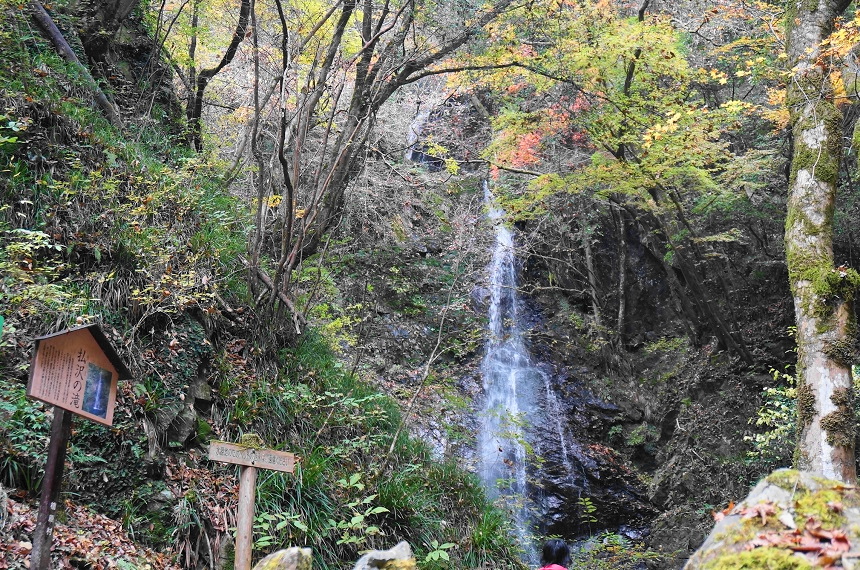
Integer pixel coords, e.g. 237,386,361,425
0,494,181,570
741,502,776,526
712,500,735,522
747,517,851,568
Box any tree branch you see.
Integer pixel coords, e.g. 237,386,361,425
239,256,307,334
488,160,543,177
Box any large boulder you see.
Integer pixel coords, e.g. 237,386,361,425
685,469,860,569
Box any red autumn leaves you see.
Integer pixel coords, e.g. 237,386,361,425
749,517,850,568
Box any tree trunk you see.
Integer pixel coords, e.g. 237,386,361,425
241,0,515,333
582,222,603,331
29,0,122,127
785,0,857,482
187,0,250,151
186,0,198,119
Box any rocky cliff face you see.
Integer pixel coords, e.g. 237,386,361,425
518,207,794,566
376,88,799,567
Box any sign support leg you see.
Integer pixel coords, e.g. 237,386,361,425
235,465,258,570
31,406,72,570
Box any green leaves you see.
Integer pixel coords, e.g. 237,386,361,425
465,0,756,222
337,472,365,491
327,498,390,546
424,540,457,562
577,496,598,525
253,512,309,549
744,367,798,470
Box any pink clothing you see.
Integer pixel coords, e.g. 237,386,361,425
539,566,568,570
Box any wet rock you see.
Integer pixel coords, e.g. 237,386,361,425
470,286,490,311
648,504,710,566
648,455,689,509
376,303,392,315
530,377,655,537
165,403,197,448
190,373,212,413
618,524,649,541
386,325,411,339
147,489,174,512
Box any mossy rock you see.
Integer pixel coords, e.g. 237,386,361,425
684,469,860,569
239,433,265,448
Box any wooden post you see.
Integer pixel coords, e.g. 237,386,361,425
235,465,258,570
30,407,73,570
208,440,295,570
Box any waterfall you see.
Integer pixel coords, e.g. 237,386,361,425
405,105,431,163
477,182,583,561
542,374,576,482
476,182,542,564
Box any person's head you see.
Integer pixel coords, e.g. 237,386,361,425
541,539,570,567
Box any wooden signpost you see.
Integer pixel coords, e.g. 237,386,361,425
27,324,131,570
209,439,295,570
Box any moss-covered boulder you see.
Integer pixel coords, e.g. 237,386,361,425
684,469,860,570
684,469,860,569
252,547,312,570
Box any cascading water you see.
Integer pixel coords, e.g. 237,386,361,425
541,374,577,482
477,181,535,554
405,105,431,163
477,181,579,564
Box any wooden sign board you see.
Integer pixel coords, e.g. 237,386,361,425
209,438,295,570
209,441,295,473
27,324,131,426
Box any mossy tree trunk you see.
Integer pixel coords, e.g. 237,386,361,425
785,0,857,482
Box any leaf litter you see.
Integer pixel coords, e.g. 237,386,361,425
1,493,181,569
712,500,853,569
